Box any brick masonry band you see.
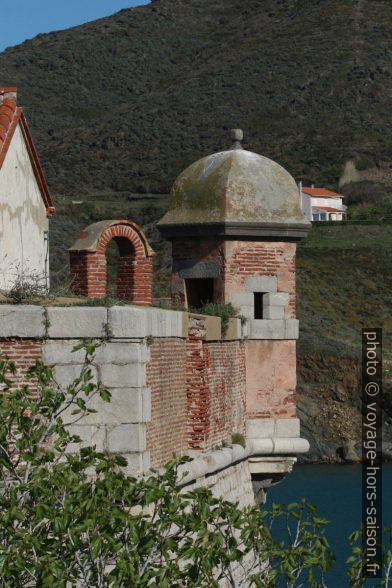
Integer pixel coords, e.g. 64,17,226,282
69,220,155,304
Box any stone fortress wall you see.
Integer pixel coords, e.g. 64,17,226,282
0,128,312,505
0,302,307,504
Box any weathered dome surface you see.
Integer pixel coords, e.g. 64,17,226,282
158,147,310,240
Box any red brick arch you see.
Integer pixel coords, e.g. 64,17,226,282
69,220,155,305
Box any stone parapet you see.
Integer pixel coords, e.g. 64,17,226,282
47,307,107,338
247,418,301,438
0,305,300,342
108,306,186,339
224,317,243,340
248,319,299,340
0,305,45,337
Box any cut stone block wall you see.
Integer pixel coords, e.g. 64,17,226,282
0,306,249,473
185,458,254,508
42,338,151,474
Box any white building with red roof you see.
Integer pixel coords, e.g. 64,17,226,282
0,88,54,291
299,183,347,222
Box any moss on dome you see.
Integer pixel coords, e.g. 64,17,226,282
159,148,308,228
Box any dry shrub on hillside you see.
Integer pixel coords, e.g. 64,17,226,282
341,181,386,206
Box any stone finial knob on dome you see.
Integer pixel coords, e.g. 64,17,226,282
230,128,243,150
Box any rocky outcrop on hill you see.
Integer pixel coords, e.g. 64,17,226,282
297,351,392,463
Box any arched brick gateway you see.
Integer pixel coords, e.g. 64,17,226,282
69,220,155,305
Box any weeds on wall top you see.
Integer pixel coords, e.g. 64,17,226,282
153,300,242,338
197,302,238,338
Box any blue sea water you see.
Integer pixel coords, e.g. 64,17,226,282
267,464,392,587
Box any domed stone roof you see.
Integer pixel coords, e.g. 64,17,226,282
158,130,310,240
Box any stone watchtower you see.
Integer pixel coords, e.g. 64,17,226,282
158,130,311,489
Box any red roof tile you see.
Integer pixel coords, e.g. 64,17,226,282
312,206,345,213
302,186,343,198
0,95,54,214
0,98,19,165
0,87,17,93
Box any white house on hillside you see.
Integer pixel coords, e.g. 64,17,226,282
0,87,54,291
299,183,347,222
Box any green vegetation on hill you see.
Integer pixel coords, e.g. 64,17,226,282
1,0,392,197
296,223,392,462
297,224,392,353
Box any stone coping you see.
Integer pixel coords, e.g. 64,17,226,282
0,304,187,339
158,221,310,241
245,319,299,340
0,305,293,341
176,435,309,487
177,418,308,486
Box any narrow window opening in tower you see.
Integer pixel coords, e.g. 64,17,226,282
185,278,214,309
254,292,265,319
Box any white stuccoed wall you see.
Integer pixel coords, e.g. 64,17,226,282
301,192,312,221
0,124,49,290
310,196,343,209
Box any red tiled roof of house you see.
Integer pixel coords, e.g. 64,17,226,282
0,98,19,164
0,91,54,215
302,186,343,198
312,206,345,213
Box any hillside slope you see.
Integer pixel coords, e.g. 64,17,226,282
0,0,391,197
296,225,392,461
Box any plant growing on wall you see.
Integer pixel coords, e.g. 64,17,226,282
0,343,391,586
197,302,238,338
